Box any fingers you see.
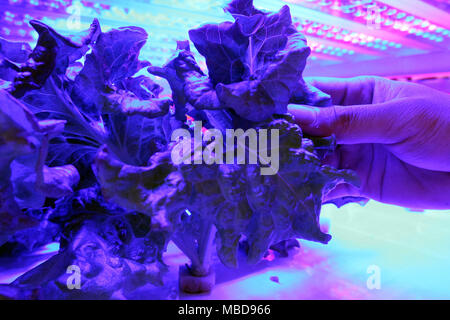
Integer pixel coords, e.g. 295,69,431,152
322,144,367,202
323,183,362,203
296,76,397,144
305,76,380,106
289,102,402,144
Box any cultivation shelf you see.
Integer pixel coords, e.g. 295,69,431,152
2,201,449,299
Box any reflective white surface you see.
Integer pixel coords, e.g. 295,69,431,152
1,201,449,299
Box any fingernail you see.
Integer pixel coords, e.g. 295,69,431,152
288,104,319,126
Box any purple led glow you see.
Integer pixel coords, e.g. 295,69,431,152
286,0,449,43
0,0,449,301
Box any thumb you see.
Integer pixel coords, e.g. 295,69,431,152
289,102,400,144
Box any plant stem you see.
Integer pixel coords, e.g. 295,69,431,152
196,221,216,276
171,235,201,268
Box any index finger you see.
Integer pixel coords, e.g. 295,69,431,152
305,76,378,106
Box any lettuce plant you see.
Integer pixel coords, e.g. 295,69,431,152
0,0,360,298
143,0,359,290
0,19,173,298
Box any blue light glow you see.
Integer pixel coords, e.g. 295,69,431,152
0,0,449,300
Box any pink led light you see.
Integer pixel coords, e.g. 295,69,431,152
330,0,341,11
295,19,401,52
393,21,401,30
289,0,448,43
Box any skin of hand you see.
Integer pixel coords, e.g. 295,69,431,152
289,76,450,210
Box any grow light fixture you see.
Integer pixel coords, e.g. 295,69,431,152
0,0,448,76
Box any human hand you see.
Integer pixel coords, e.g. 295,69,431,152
289,76,450,210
